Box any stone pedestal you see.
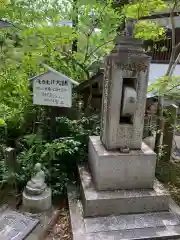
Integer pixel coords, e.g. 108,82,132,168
68,135,180,240
23,188,52,213
88,136,156,190
79,165,169,217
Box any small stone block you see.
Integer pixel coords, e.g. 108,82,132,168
23,188,52,213
5,147,17,171
88,136,156,190
79,165,170,217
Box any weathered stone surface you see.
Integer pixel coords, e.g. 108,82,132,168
100,36,151,150
79,165,169,217
68,185,180,240
88,136,156,190
19,205,58,240
0,209,39,240
23,187,52,213
26,163,46,196
84,226,180,240
25,184,46,196
84,212,180,233
67,185,85,237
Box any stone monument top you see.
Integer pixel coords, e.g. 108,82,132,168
26,163,46,195
125,18,135,37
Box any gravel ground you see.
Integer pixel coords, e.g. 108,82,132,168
45,207,72,240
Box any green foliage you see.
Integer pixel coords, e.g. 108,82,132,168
14,133,80,196
1,0,180,200
55,115,100,163
0,115,100,197
148,75,180,99
123,0,167,19
2,0,170,80
0,67,36,143
135,21,166,41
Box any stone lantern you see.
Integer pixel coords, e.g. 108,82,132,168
68,21,180,240
101,35,151,150
88,34,156,191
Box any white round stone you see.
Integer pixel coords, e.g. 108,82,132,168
22,188,52,213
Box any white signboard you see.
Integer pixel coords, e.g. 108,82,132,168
59,19,73,27
32,71,72,107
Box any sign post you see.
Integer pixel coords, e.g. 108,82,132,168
32,72,72,108
30,69,79,140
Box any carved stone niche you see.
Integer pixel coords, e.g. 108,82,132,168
100,36,151,150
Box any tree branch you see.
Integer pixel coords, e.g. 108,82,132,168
84,39,114,63
169,52,180,78
166,0,178,76
58,50,90,79
165,83,180,94
83,2,109,63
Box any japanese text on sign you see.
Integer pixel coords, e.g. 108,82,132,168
33,77,72,107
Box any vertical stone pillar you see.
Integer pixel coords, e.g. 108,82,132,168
101,36,151,150
5,147,17,172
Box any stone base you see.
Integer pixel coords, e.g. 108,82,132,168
25,183,46,195
88,136,156,190
79,165,170,217
68,185,180,240
23,188,52,213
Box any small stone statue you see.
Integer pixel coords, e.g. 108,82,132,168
125,19,135,37
26,163,46,195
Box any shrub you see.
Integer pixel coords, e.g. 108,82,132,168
0,115,100,197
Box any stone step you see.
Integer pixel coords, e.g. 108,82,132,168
79,165,170,217
82,226,180,240
68,185,180,240
84,212,180,233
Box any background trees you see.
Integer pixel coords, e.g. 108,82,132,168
1,0,180,195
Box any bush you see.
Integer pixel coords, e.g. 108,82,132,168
0,68,37,146
0,115,100,197
15,134,81,196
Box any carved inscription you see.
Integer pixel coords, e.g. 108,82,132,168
101,58,111,134
115,62,148,73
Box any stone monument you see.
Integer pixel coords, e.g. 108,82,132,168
68,22,180,240
23,163,52,213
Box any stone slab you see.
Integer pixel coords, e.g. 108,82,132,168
18,205,58,240
83,226,180,240
79,165,169,217
88,136,156,190
68,185,85,237
68,184,180,240
0,209,39,240
84,212,180,233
